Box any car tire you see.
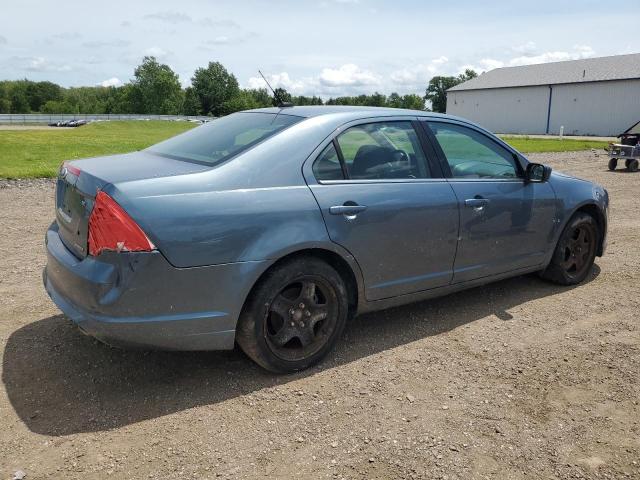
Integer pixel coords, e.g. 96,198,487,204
627,159,639,172
540,212,599,286
608,158,617,171
236,257,348,373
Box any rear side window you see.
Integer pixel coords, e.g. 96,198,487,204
426,122,519,179
313,143,345,180
335,121,430,180
313,121,430,181
148,112,302,166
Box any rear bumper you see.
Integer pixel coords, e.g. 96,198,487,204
43,222,268,350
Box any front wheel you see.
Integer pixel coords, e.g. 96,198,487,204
236,257,348,373
540,212,599,285
608,158,617,171
626,159,639,172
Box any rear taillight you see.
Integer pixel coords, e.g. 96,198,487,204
62,161,82,177
88,191,155,256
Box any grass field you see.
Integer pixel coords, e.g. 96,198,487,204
500,136,609,153
0,121,196,178
0,121,611,178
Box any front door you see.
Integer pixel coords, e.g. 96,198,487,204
306,119,460,301
423,120,557,283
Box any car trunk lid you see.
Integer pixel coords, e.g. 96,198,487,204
55,151,210,259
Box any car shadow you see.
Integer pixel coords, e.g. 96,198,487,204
3,266,600,436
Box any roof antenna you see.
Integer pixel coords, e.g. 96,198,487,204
258,70,294,108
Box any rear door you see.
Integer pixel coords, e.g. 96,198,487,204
422,120,557,283
304,118,459,301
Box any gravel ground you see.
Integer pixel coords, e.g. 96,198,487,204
0,151,638,479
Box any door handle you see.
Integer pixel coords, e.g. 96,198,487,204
464,198,490,209
329,204,368,216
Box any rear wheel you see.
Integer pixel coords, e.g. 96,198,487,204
608,158,617,171
626,159,639,172
540,212,598,285
236,257,348,373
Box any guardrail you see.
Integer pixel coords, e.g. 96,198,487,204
0,114,212,124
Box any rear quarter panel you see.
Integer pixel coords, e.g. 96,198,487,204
110,183,332,267
104,114,350,268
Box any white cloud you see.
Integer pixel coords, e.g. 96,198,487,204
508,46,595,67
143,11,192,24
202,32,257,47
100,77,122,87
247,72,307,93
143,11,240,29
0,35,6,45
319,64,380,87
210,36,230,45
512,41,537,56
51,32,82,41
245,64,385,97
464,45,597,73
22,56,71,72
478,58,504,70
200,18,241,29
389,69,419,85
432,56,448,66
390,56,449,86
144,46,169,59
574,44,596,57
320,0,360,5
82,39,130,48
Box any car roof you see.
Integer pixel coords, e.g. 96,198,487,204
240,106,496,146
246,105,451,120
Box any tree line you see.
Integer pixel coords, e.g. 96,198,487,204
0,57,477,116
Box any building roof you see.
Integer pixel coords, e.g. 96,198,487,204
449,53,640,91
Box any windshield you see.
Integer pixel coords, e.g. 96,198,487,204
148,112,302,166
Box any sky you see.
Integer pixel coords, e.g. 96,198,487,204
1,0,639,97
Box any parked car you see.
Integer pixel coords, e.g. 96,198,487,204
44,106,609,372
47,119,88,128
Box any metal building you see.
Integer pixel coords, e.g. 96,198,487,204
446,53,640,136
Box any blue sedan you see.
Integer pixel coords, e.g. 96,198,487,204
44,106,608,372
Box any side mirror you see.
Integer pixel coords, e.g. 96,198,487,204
525,163,552,183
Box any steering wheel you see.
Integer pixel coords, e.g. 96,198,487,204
391,149,409,163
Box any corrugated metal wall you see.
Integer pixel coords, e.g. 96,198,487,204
446,79,640,136
548,80,640,136
446,86,549,134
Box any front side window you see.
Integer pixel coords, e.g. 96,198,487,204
426,122,519,179
148,112,302,166
336,121,430,180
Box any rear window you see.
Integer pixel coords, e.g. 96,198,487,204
147,112,302,166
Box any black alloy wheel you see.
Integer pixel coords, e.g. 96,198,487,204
264,277,338,362
236,257,348,373
558,222,597,280
541,212,599,285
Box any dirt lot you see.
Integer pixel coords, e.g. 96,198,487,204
0,151,638,480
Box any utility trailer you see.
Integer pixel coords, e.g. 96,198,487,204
608,120,640,172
